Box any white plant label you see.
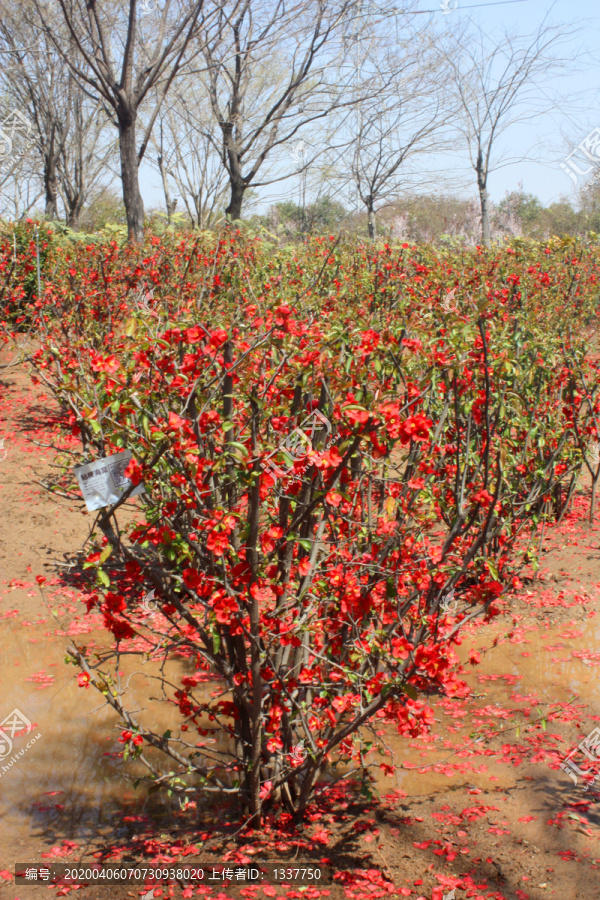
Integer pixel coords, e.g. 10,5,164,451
74,450,145,511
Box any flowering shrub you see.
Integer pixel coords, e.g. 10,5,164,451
9,229,599,822
0,220,54,329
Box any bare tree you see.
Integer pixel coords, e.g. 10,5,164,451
444,21,570,247
155,127,179,226
0,11,114,225
150,82,229,229
0,140,43,220
57,87,116,228
0,64,43,217
0,9,68,218
31,0,221,241
198,0,369,221
343,34,449,240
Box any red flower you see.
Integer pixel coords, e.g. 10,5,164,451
183,567,202,590
197,410,221,432
250,583,276,604
210,593,239,625
314,446,343,471
103,613,135,641
343,406,370,426
207,530,230,556
123,458,143,485
103,592,126,614
398,413,432,445
379,402,402,439
90,354,119,374
209,328,228,347
259,780,273,800
168,411,187,430
261,525,283,553
471,488,494,507
298,557,312,576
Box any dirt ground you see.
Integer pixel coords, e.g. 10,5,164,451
0,342,599,900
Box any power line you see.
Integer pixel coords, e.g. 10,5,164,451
435,0,539,9
356,0,544,15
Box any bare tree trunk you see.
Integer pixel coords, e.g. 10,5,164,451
477,152,491,247
119,115,145,243
226,178,245,220
478,182,491,247
44,158,58,219
367,199,376,240
66,197,83,229
158,155,177,224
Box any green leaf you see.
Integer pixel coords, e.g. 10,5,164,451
227,441,249,458
487,559,499,580
99,546,112,565
98,568,110,587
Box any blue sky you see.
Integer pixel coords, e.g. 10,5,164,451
139,0,600,215
437,0,600,206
